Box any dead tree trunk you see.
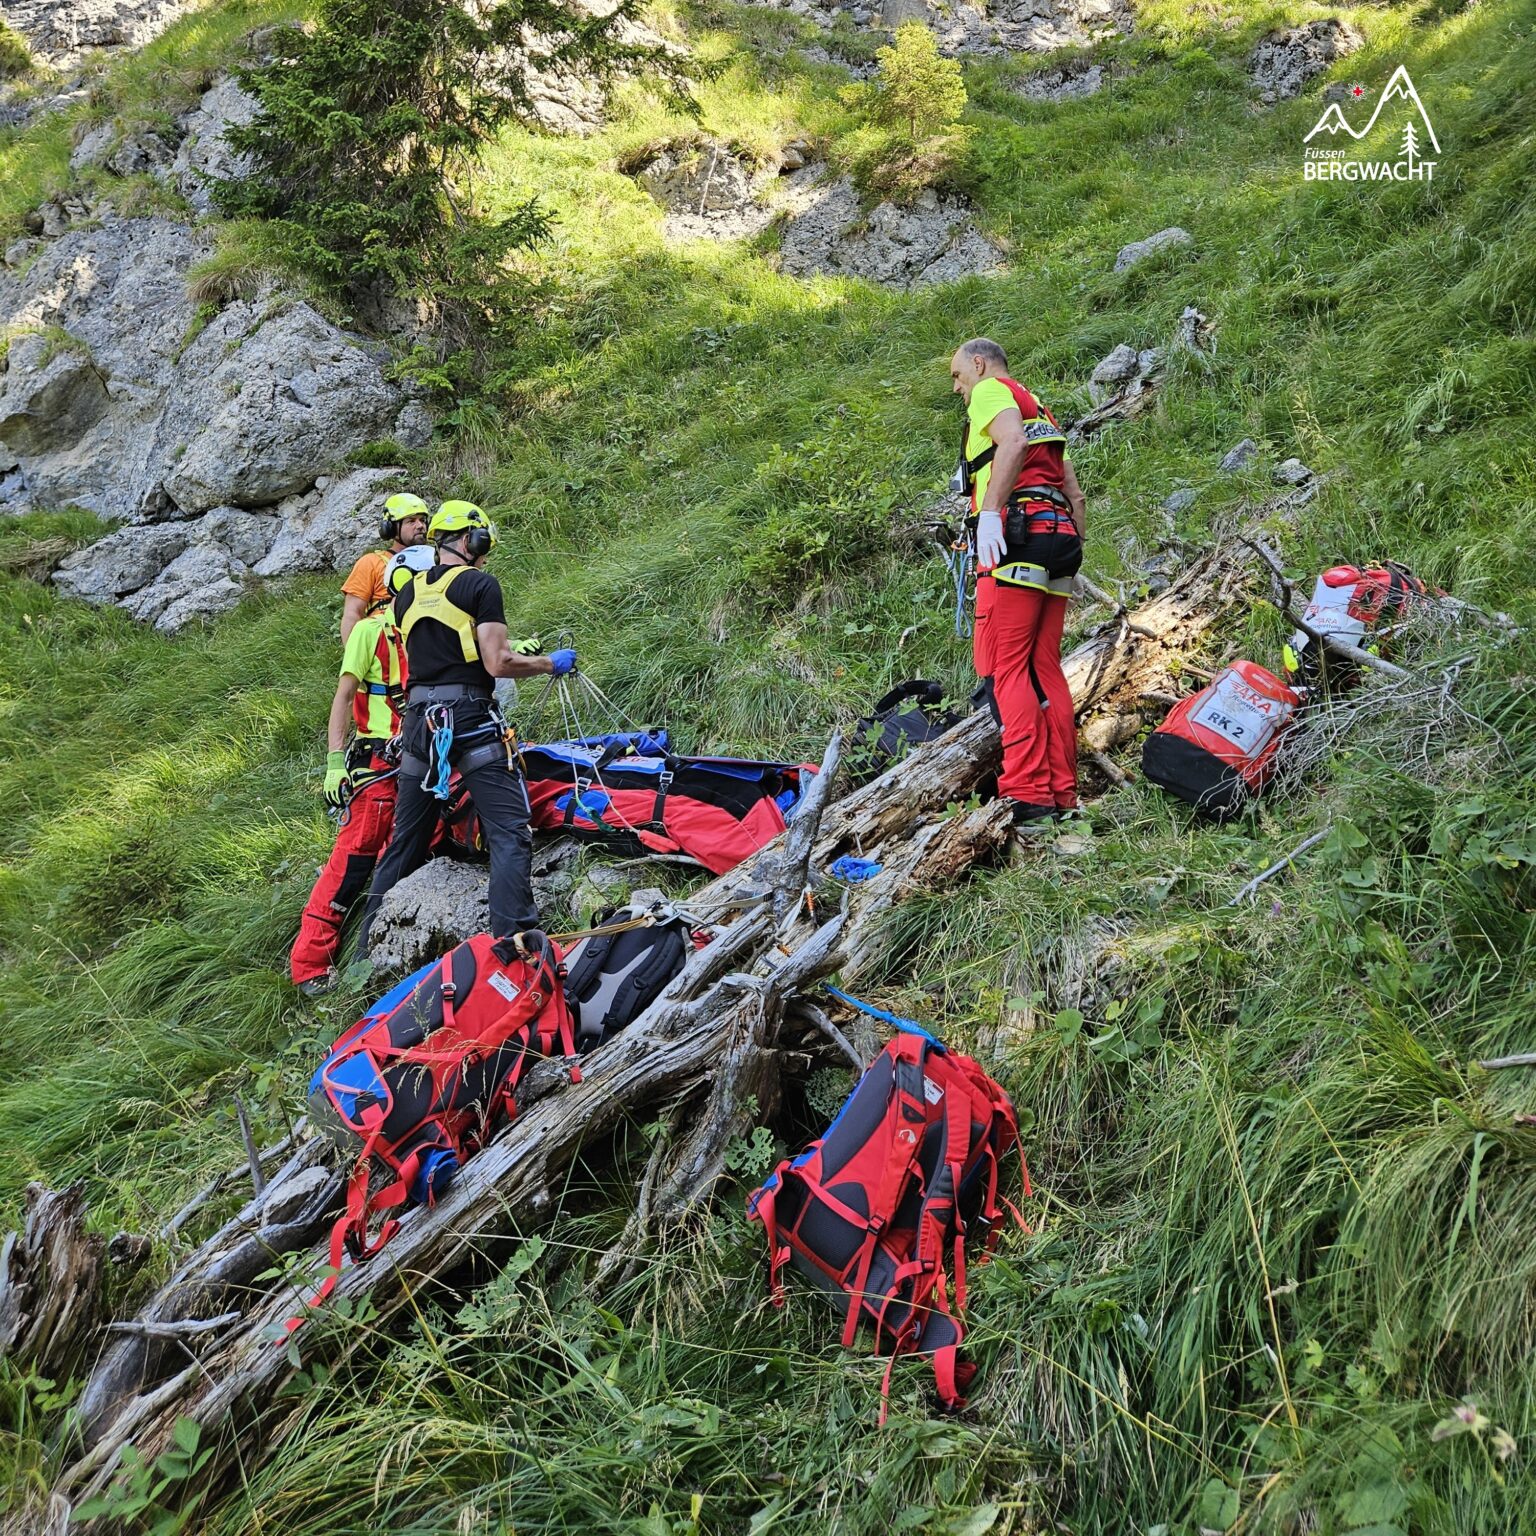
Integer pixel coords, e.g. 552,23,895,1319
0,1184,104,1380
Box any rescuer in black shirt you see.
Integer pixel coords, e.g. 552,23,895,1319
353,500,576,957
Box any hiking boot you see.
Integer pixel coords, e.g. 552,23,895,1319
1009,802,1058,850
296,971,337,998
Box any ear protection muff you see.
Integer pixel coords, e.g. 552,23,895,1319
464,526,494,560
379,512,401,541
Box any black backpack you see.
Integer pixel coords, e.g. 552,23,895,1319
562,903,691,1052
845,681,965,788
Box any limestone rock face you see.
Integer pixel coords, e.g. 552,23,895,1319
166,75,259,214
1250,19,1364,105
0,219,420,523
159,303,402,514
1113,226,1193,273
1019,57,1105,100
779,176,1003,289
749,0,1130,56
4,0,198,69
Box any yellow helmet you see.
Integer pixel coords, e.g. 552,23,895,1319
381,491,429,541
383,545,435,596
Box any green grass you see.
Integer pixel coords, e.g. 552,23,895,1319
2,0,1536,1528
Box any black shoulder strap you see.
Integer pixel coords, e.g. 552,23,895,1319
871,679,944,716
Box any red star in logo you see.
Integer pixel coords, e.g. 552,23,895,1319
1350,83,1366,98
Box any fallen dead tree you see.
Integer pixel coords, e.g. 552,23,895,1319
31,535,1261,1529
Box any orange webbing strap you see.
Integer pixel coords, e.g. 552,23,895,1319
748,1168,795,1304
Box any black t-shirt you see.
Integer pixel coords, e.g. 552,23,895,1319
394,564,506,692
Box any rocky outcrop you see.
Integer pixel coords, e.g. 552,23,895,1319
779,175,1003,288
1019,55,1105,100
629,137,816,242
1113,226,1192,273
754,0,1130,56
0,218,426,522
1219,437,1258,472
1250,19,1363,105
50,467,405,631
4,0,198,69
66,74,259,216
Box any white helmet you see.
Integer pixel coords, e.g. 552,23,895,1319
383,544,434,597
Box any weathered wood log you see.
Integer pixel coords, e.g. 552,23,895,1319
0,1184,104,1381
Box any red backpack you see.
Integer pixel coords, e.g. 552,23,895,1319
1141,660,1300,819
301,930,576,1317
1283,563,1428,686
748,1017,1026,1420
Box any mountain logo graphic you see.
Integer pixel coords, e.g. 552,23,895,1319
1304,65,1441,151
1301,66,1441,184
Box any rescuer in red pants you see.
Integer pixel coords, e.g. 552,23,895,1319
290,546,433,994
949,337,1087,828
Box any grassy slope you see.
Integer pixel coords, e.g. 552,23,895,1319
1,0,1534,1529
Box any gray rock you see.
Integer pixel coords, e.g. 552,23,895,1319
53,522,190,603
0,221,409,522
1113,226,1193,273
160,302,402,513
779,174,1004,289
1271,457,1314,486
392,398,434,449
1088,342,1139,404
5,0,200,69
166,75,258,214
105,129,173,177
1086,340,1165,407
4,239,42,269
749,0,1130,56
633,138,780,244
1162,487,1197,515
1174,305,1213,354
1019,59,1104,101
254,468,406,578
1250,19,1363,104
121,540,248,632
1219,437,1258,472
366,861,492,974
69,121,117,171
192,505,276,566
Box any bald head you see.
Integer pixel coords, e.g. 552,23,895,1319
950,337,1009,403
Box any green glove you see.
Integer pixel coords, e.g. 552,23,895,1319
511,635,542,656
323,750,351,809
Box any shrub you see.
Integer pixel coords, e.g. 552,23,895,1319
841,23,973,204
0,20,31,79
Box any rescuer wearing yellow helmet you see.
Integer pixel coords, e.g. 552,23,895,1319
352,501,577,957
339,491,430,644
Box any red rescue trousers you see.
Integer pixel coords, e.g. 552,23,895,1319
973,575,1078,809
290,756,397,985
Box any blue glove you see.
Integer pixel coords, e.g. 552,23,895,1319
550,648,577,677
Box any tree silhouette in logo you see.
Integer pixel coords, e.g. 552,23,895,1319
1401,120,1420,172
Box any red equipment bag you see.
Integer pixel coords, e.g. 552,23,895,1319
747,1018,1027,1421
1141,660,1300,819
522,736,815,876
297,930,576,1322
1283,563,1428,686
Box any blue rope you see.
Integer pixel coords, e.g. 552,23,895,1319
945,543,974,639
824,985,944,1048
424,706,454,800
